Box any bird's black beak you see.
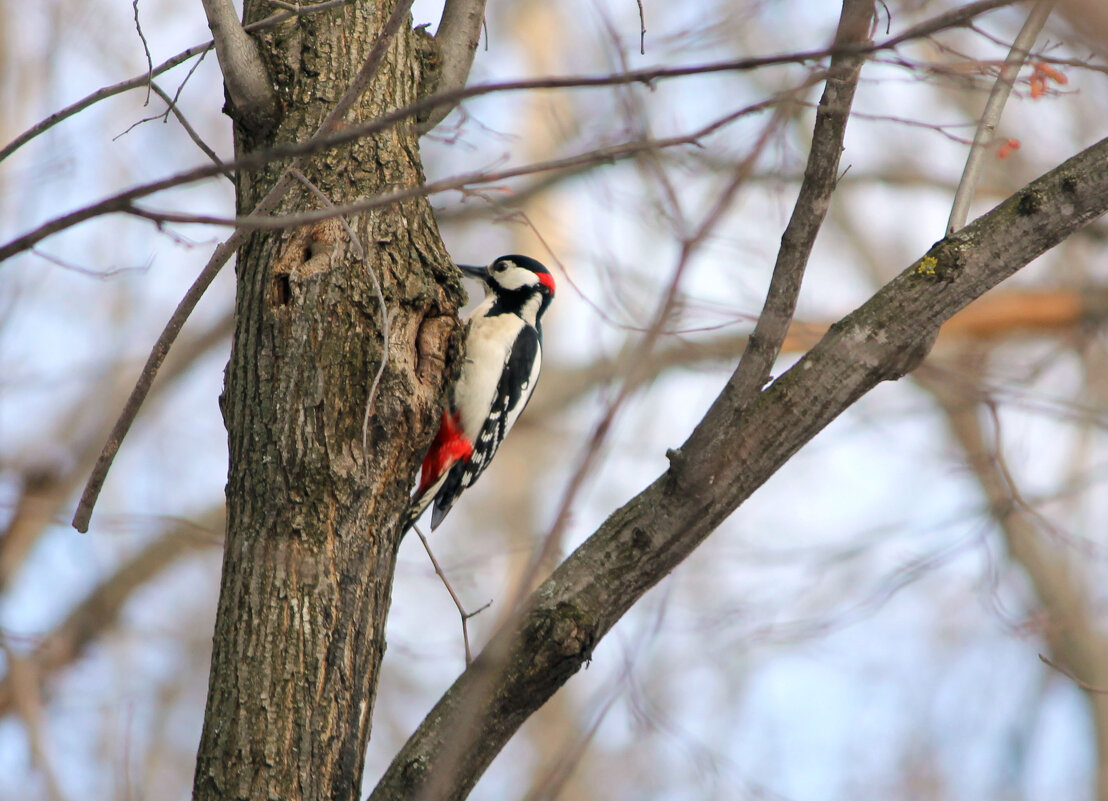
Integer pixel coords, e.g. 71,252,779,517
457,264,489,281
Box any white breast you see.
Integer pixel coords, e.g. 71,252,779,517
454,299,528,441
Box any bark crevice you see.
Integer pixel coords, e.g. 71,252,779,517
192,5,462,800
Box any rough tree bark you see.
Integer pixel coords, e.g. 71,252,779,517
192,3,463,800
183,1,1108,799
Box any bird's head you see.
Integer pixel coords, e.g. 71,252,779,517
458,255,555,318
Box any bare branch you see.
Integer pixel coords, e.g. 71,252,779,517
149,82,233,179
413,524,491,666
518,107,788,609
123,96,784,231
0,95,766,265
368,135,1108,801
636,0,646,54
2,38,211,163
726,0,874,411
131,0,154,105
69,233,250,532
71,0,416,532
201,0,279,131
0,0,1015,168
0,40,214,164
0,2,357,164
419,0,489,134
1,4,1036,263
886,0,1019,48
947,0,1055,234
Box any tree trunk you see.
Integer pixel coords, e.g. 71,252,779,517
192,4,461,800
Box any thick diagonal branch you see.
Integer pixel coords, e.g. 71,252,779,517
369,136,1108,801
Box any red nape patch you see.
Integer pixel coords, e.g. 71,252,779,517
538,272,556,295
417,411,473,493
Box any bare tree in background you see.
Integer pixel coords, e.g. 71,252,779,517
3,1,1108,800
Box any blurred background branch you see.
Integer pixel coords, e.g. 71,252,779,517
2,0,1108,799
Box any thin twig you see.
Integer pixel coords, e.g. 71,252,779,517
0,0,1014,166
1,43,212,164
113,62,215,144
947,0,1055,234
888,0,1018,48
119,96,783,233
0,1,354,164
517,106,788,602
149,83,233,179
71,0,415,532
636,0,646,55
131,0,154,106
70,230,254,532
0,5,1028,260
161,48,211,125
1039,653,1108,693
413,524,491,665
30,248,151,279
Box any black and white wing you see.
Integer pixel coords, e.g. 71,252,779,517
430,325,541,529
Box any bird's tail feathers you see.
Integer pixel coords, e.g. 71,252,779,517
401,490,434,535
400,465,453,535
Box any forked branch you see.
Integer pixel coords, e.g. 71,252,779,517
419,0,489,134
726,0,874,410
368,135,1108,801
947,0,1055,233
200,0,279,131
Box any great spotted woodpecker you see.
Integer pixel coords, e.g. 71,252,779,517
403,255,556,532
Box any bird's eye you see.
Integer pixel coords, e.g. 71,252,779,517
493,261,508,272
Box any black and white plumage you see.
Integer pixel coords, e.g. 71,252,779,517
403,255,555,533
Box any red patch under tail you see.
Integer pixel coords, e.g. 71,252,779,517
417,410,473,494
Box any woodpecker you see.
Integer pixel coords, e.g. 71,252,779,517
403,255,556,533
